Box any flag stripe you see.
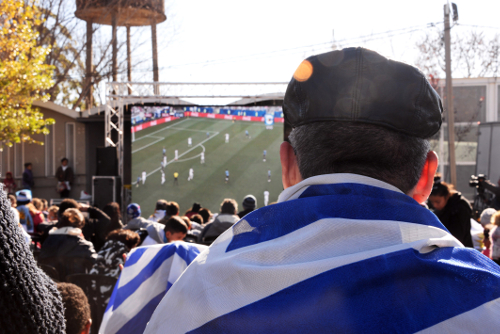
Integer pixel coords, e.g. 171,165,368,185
189,247,500,334
115,289,169,334
113,246,198,310
228,183,445,252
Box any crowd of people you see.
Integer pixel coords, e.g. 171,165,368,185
3,47,500,333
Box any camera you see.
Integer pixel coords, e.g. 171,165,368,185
469,174,487,190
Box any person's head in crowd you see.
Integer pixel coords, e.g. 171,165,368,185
105,229,140,251
4,171,13,180
58,198,80,218
190,214,203,225
56,282,91,334
166,201,180,216
41,199,49,211
220,198,238,215
161,216,188,242
61,158,69,167
48,206,59,222
155,199,168,211
242,195,257,211
32,198,43,211
181,216,192,230
58,208,85,229
16,189,32,206
198,208,211,224
8,194,16,208
282,50,441,202
480,208,497,227
126,203,141,220
103,202,121,223
428,175,456,211
24,162,32,170
185,203,201,216
493,211,500,227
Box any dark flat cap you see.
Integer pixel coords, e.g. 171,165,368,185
283,47,443,139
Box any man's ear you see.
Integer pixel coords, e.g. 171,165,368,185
410,151,439,204
280,141,303,189
81,319,92,334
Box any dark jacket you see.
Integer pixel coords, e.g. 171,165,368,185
238,208,254,218
55,166,74,183
22,168,34,189
435,192,473,248
40,227,97,261
199,214,239,244
80,207,112,252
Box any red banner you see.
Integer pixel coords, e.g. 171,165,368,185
131,116,178,133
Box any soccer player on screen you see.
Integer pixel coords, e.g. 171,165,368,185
225,169,229,184
200,152,205,164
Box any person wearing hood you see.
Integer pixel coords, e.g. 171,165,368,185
199,198,240,245
3,171,17,194
40,208,97,262
428,176,473,247
56,158,74,198
141,216,188,246
237,195,257,218
149,199,168,222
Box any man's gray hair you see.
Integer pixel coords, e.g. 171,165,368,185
288,122,430,193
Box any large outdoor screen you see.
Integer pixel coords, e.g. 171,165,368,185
131,105,284,217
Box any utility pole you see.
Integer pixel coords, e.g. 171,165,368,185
444,3,457,186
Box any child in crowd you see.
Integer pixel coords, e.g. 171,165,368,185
142,216,188,246
90,229,141,278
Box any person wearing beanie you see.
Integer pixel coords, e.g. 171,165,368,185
124,203,155,231
480,208,497,227
16,189,34,233
0,190,66,333
238,195,257,218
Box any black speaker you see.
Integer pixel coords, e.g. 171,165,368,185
92,176,121,209
96,147,117,176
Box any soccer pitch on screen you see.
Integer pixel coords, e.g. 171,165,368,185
132,117,284,217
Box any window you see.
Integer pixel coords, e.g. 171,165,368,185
66,123,75,170
14,143,23,178
45,124,55,176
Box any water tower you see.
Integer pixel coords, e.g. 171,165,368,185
75,0,167,108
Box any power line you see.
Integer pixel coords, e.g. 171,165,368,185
132,22,442,72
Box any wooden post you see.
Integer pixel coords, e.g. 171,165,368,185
85,20,93,109
151,17,159,95
127,26,132,94
112,12,118,82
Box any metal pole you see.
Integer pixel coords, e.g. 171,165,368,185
85,20,93,109
127,26,132,94
112,13,118,82
444,3,457,186
151,17,159,95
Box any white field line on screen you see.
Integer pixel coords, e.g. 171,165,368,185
132,134,218,184
134,118,190,141
131,136,165,154
175,144,205,162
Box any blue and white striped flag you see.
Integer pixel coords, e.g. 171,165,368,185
99,241,207,334
144,174,500,334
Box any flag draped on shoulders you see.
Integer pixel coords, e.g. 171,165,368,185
99,241,207,334
144,174,500,334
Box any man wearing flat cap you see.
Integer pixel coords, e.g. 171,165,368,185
145,48,500,334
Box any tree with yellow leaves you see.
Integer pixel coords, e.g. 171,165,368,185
0,0,55,147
